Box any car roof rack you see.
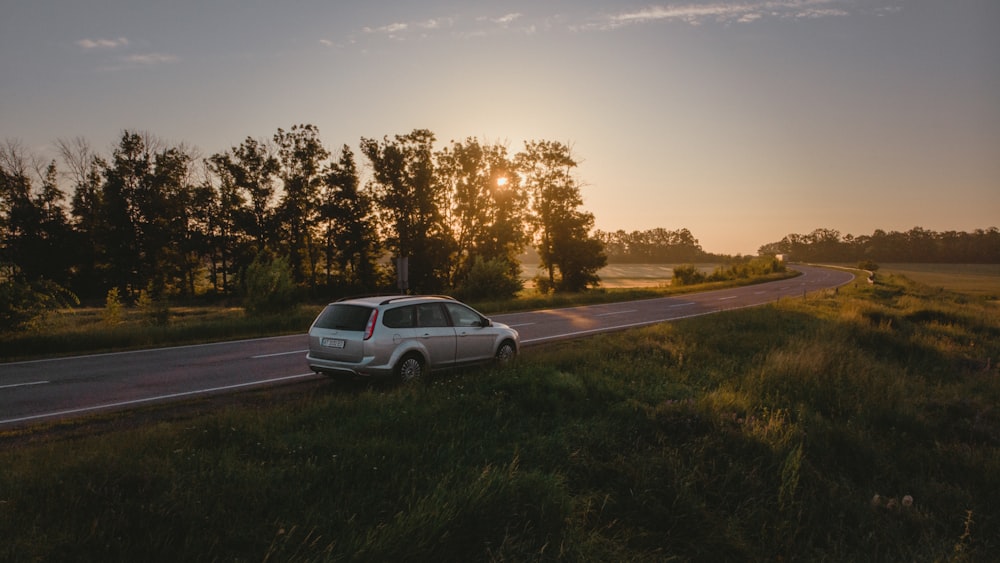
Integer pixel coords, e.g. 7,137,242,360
334,293,397,303
377,294,457,306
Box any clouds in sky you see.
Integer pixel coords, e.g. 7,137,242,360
76,35,177,70
77,2,900,69
122,53,178,66
322,1,898,47
584,0,869,30
77,37,129,49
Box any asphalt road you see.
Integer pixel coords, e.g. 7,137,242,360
0,264,853,429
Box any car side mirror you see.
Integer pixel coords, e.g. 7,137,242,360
481,318,493,327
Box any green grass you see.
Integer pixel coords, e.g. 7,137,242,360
878,264,1000,298
2,272,997,561
522,263,722,289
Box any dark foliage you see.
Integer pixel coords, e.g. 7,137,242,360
760,226,1000,263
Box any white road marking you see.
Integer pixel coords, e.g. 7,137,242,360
2,334,304,366
252,349,308,359
0,373,316,426
718,296,738,300
596,310,637,317
0,380,49,390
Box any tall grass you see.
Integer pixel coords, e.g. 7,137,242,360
1,273,997,561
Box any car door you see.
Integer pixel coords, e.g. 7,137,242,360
444,302,495,363
416,303,457,368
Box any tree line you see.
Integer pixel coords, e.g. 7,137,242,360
595,227,722,263
758,227,1000,263
1,127,607,324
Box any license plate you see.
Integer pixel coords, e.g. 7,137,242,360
322,338,346,349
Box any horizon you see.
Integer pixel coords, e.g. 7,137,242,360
2,1,998,255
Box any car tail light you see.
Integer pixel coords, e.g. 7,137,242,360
364,309,378,340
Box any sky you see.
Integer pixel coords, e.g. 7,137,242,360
2,0,998,256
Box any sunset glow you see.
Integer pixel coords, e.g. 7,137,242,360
2,1,997,254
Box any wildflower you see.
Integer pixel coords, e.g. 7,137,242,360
902,495,914,508
886,498,898,510
871,494,882,507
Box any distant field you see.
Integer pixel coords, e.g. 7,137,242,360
520,262,1000,295
877,263,1000,297
521,263,721,288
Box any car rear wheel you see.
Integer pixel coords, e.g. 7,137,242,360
495,340,517,365
396,353,425,383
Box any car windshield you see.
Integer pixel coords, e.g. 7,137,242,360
312,304,373,331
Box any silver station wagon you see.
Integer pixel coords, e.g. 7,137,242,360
307,295,519,382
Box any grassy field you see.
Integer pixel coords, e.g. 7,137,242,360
521,263,721,288
877,264,1000,298
1,270,997,561
571,262,1000,295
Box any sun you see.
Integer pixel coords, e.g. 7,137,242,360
496,177,509,187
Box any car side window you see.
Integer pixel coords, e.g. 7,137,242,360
444,303,482,327
383,305,416,328
417,303,449,327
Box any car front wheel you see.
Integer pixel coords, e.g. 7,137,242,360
495,340,517,365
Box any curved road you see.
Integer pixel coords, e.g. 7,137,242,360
0,265,853,429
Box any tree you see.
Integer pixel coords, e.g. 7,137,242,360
516,140,606,292
596,227,709,263
209,137,279,251
321,144,382,290
99,131,153,297
183,178,219,295
436,138,528,288
361,129,454,293
0,142,79,330
206,137,280,294
274,124,329,287
144,145,202,297
92,131,205,299
58,137,108,298
0,148,74,286
760,226,1000,263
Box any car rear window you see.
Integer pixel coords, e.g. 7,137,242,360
312,304,373,331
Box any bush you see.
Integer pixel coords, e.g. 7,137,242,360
456,256,523,301
242,253,297,316
671,265,706,286
533,274,555,295
103,287,123,326
0,277,78,332
136,287,170,326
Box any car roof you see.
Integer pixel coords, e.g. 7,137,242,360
329,295,457,307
